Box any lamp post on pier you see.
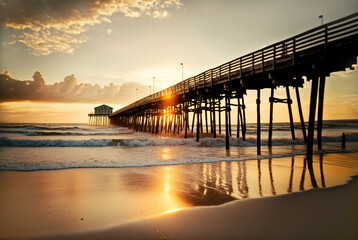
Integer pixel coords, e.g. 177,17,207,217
180,63,184,81
319,15,323,25
153,77,155,94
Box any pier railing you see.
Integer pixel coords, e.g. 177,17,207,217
112,12,358,115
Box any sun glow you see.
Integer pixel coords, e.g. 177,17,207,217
163,208,186,214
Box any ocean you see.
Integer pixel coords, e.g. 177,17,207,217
1,119,358,171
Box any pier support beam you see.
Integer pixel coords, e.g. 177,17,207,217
295,86,307,143
184,103,188,138
268,87,274,147
196,96,202,142
225,93,230,150
257,89,261,155
307,76,319,162
286,86,295,140
317,76,326,150
213,98,216,138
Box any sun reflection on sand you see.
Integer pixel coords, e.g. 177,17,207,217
163,208,187,215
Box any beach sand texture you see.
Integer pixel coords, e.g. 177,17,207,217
1,153,358,239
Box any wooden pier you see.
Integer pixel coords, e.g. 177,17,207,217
110,13,358,161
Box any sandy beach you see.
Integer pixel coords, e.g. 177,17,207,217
1,152,358,239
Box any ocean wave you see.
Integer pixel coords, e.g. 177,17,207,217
0,137,112,147
1,132,357,147
0,130,134,136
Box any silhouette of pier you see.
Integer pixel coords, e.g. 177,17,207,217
110,13,358,161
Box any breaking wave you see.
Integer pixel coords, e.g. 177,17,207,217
1,132,357,147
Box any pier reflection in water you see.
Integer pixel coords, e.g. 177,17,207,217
146,153,358,208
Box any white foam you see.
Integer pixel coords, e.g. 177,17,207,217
0,137,112,147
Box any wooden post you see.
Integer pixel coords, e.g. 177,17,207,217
196,96,202,142
317,76,326,150
268,87,274,147
225,93,230,150
163,113,167,133
142,114,146,132
228,96,232,137
257,89,261,155
237,96,240,139
342,132,346,148
295,87,307,143
209,98,213,133
286,86,295,140
239,97,244,140
152,115,156,134
307,76,319,162
184,103,188,138
200,106,203,133
213,98,216,138
205,98,209,133
242,97,246,141
218,99,222,135
191,107,196,133
173,114,177,134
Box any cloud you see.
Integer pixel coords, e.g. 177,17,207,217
0,0,182,55
0,71,148,104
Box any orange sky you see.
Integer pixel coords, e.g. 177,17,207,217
0,0,357,123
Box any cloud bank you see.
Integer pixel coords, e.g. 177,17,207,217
0,0,182,55
0,71,145,104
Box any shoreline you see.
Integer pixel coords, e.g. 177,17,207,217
40,175,358,240
1,152,358,239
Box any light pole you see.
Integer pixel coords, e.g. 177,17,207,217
149,86,151,95
319,15,323,25
180,63,184,81
153,77,155,94
136,88,138,100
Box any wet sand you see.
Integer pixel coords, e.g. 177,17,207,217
1,152,358,239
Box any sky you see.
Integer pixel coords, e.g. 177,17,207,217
0,0,357,123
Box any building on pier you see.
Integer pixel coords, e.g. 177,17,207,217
88,104,113,126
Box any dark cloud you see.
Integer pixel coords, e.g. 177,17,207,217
0,71,145,104
0,0,182,55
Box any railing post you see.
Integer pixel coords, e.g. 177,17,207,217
228,64,231,82
293,38,296,66
273,45,276,70
211,69,213,86
252,53,255,75
239,58,242,78
324,26,328,56
261,49,264,72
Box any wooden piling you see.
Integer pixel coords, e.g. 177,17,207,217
342,132,346,148
268,87,274,147
237,97,240,139
218,99,222,135
196,96,202,142
286,86,295,140
184,103,188,138
213,98,216,138
317,76,326,150
257,89,261,155
205,98,209,133
307,76,319,162
225,93,230,150
295,86,307,143
239,97,244,140
242,97,246,140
